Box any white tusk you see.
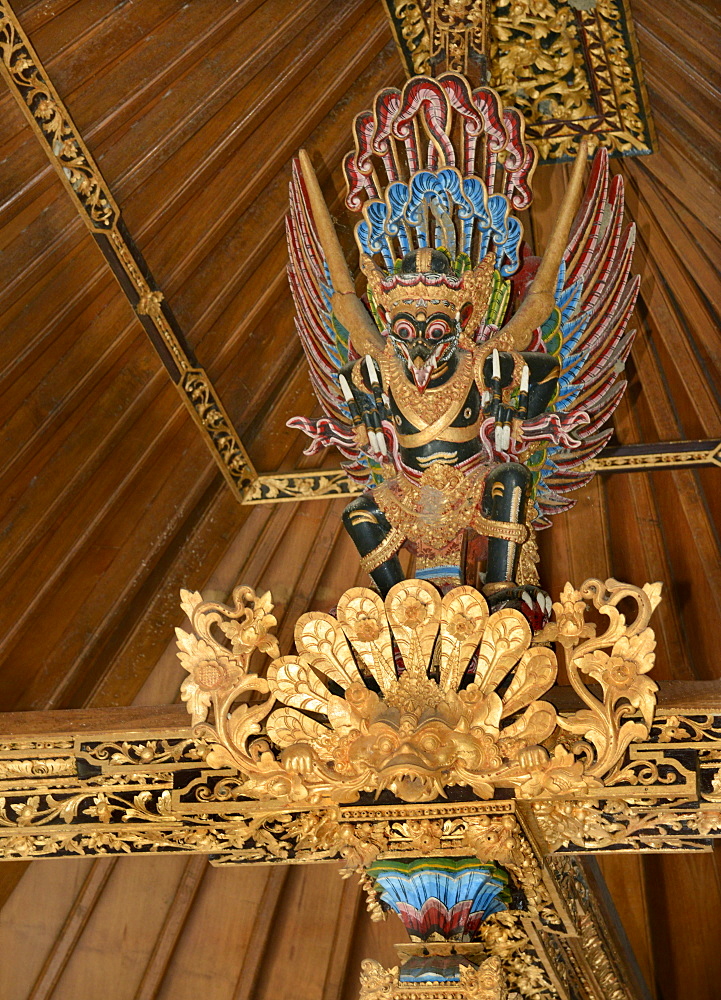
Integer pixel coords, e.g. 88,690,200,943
520,364,529,393
338,374,354,403
492,348,501,380
365,355,379,385
494,424,503,452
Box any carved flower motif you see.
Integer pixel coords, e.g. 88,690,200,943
403,818,443,853
599,655,636,690
83,793,113,823
551,583,594,648
577,628,657,724
447,611,474,639
11,796,40,826
178,638,235,724
396,594,429,626
219,591,279,658
697,810,721,837
352,615,381,642
656,715,686,742
35,97,55,120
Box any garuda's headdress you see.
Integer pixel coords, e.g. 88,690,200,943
295,75,587,361
361,246,495,345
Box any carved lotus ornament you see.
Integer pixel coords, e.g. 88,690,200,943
177,578,662,805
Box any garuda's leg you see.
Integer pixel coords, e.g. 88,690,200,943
481,464,550,625
342,495,405,596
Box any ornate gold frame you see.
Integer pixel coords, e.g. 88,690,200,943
0,2,256,496
382,0,656,162
1,686,717,999
1,579,719,998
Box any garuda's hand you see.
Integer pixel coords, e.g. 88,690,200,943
339,356,389,459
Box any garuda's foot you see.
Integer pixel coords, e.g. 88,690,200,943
483,584,552,632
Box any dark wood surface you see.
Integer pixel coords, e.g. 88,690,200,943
0,1,719,998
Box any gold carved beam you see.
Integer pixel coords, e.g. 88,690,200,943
1,684,718,863
244,439,721,504
0,2,256,497
381,0,656,162
1,684,717,999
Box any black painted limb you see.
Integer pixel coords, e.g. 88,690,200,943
342,494,404,595
482,463,532,587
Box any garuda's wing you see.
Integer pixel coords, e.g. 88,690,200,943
286,155,386,488
521,149,639,528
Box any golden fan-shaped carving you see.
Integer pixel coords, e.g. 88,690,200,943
177,578,662,805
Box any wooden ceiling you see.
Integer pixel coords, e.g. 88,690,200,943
0,1,719,998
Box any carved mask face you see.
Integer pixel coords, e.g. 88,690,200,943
386,301,466,391
363,249,477,392
352,716,484,802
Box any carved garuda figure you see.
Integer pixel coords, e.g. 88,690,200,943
287,74,637,628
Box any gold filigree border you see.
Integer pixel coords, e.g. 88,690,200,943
0,1,256,496
242,440,721,504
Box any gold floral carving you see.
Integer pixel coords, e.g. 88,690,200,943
383,0,654,161
359,955,506,1000
654,714,721,745
538,579,661,780
0,1,257,500
0,6,117,229
240,441,721,506
180,370,255,492
178,576,661,808
245,470,357,504
479,913,556,997
0,757,75,780
533,798,721,852
77,738,205,770
276,806,546,908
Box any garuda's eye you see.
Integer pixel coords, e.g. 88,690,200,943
392,318,416,340
426,319,450,340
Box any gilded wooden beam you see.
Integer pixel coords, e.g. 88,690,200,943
1,685,717,998
244,439,721,504
0,683,718,863
381,0,656,162
0,2,256,497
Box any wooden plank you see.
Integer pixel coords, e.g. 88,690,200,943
27,859,115,1000
643,852,721,1000
0,856,93,1000
49,855,190,1000
321,876,363,1000
0,702,189,737
154,863,287,999
232,866,290,1000
133,856,208,1000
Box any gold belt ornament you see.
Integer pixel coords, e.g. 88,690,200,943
397,419,481,448
365,465,527,569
